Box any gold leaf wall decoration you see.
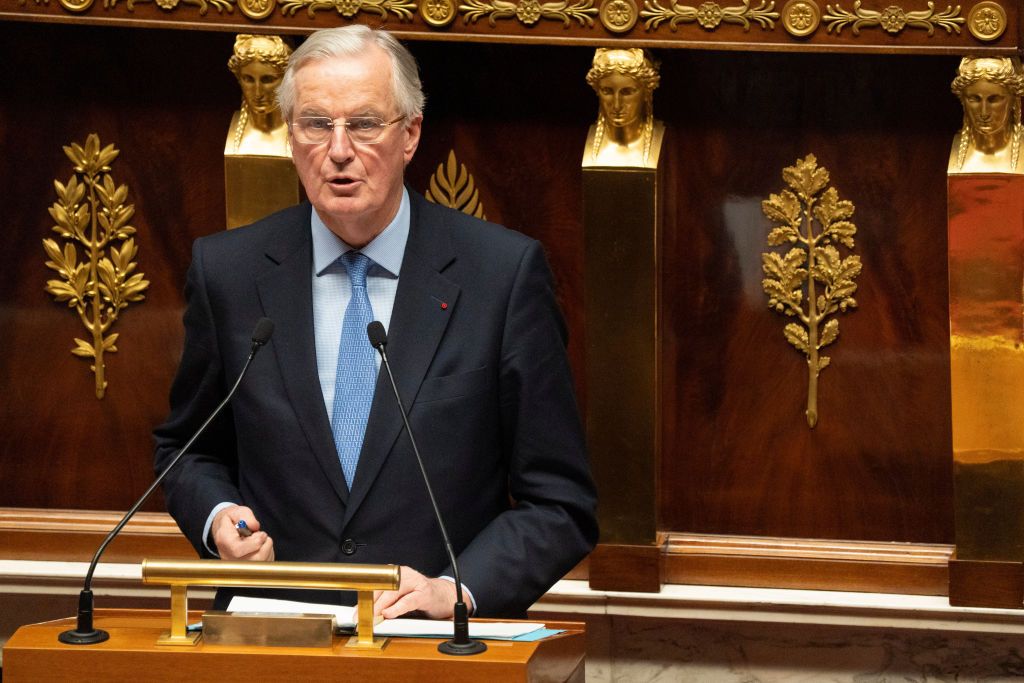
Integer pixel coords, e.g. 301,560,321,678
761,154,861,428
425,149,487,220
43,134,149,399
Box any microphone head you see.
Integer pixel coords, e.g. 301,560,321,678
252,317,275,346
367,321,387,349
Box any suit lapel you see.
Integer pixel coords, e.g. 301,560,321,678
342,195,460,527
256,206,350,506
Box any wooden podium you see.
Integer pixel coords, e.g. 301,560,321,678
3,610,585,682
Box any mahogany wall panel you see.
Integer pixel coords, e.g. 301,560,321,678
658,50,957,543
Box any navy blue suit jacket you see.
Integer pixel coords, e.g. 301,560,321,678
154,191,597,617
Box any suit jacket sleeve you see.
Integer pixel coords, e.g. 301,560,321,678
447,239,598,617
153,238,243,557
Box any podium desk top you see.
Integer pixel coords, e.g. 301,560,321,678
3,609,585,682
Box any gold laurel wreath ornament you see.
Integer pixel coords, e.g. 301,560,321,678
761,154,860,428
43,134,149,399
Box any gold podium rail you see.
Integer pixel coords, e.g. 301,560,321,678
141,559,400,649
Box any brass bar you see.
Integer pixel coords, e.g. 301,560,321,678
142,559,400,591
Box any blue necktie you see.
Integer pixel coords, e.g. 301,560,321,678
331,251,377,488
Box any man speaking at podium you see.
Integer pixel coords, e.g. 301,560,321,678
153,26,597,619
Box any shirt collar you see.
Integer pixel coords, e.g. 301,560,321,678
312,188,410,277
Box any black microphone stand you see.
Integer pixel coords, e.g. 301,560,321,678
368,322,486,656
59,319,273,644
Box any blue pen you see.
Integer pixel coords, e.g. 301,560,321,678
235,519,253,537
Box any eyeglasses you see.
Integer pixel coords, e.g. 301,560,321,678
290,115,406,145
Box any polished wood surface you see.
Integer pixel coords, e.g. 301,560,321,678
0,509,193,563
949,556,1024,609
658,50,957,544
3,610,585,682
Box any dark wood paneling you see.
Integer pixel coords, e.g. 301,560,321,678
2,25,959,560
658,50,957,544
0,24,240,511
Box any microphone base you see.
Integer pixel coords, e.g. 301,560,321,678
58,628,110,645
438,637,487,656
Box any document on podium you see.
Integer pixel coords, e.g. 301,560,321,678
224,596,551,640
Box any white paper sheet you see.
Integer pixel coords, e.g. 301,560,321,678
224,596,544,638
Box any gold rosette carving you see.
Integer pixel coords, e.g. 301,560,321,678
781,0,819,35
425,150,487,219
460,0,599,27
238,0,275,19
640,0,779,32
43,134,150,399
600,0,639,31
761,154,860,428
823,0,964,35
422,0,458,24
967,1,1006,41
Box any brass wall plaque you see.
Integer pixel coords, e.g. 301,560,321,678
761,154,861,428
202,611,335,648
43,134,150,399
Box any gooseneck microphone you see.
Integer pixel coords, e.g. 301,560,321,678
58,317,275,645
366,321,487,656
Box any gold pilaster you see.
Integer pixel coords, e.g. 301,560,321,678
583,165,660,546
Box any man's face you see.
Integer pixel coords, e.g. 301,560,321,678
964,79,1012,137
598,73,643,130
289,47,422,246
238,61,283,116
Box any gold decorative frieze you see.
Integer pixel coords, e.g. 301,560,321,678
105,0,233,13
425,150,487,219
761,154,860,428
640,0,779,32
422,0,458,24
967,1,1006,41
43,134,150,399
823,1,964,36
280,0,415,18
459,0,599,27
781,0,820,35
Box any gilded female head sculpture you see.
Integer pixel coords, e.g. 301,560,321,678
584,48,663,168
949,56,1024,174
226,34,293,156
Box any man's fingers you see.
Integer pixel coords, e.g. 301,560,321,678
380,592,423,620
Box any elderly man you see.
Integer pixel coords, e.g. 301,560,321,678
154,26,597,619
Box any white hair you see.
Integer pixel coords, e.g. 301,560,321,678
277,26,425,122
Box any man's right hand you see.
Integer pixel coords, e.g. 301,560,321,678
212,505,275,561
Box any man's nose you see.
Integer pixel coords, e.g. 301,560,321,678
326,124,355,161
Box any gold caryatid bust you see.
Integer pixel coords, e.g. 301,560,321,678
949,56,1024,174
583,48,664,169
225,34,292,157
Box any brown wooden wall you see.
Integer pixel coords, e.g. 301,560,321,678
1,21,956,546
